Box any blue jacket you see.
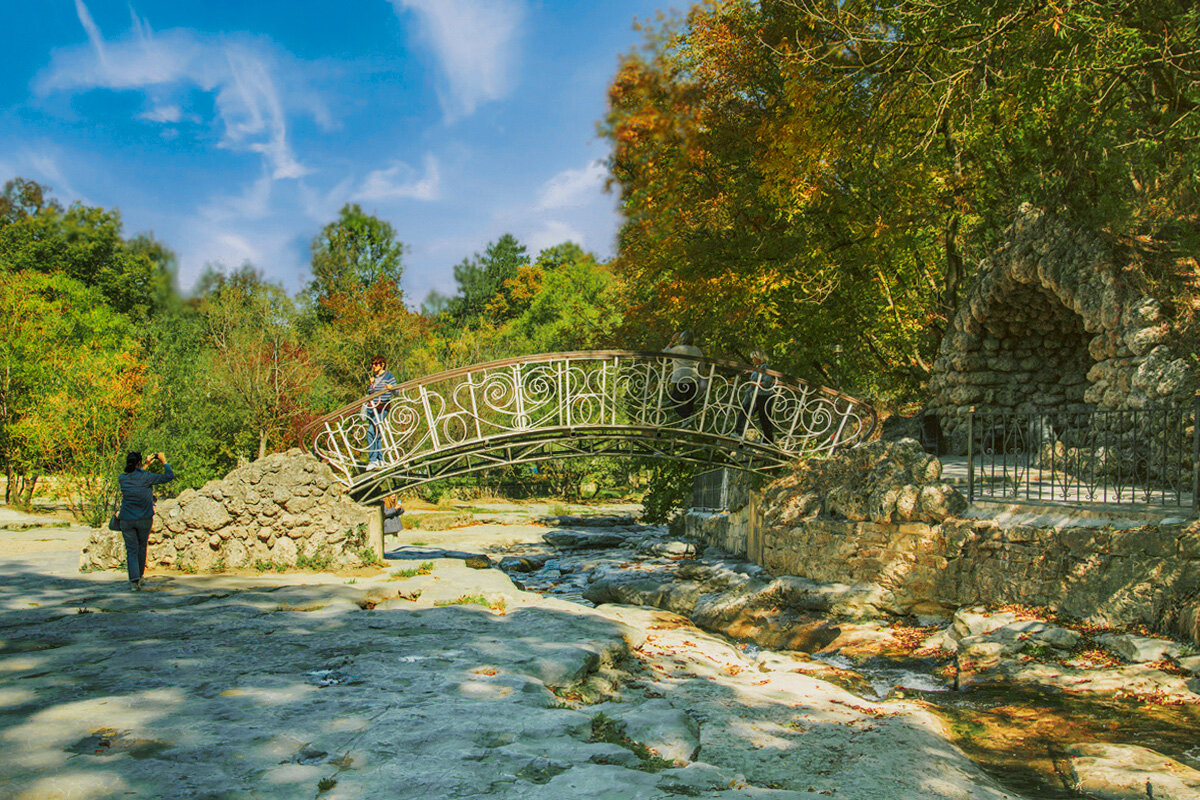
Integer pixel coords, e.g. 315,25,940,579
117,465,175,521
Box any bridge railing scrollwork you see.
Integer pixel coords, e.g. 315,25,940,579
305,351,876,500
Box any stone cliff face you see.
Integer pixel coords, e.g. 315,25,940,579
81,450,374,573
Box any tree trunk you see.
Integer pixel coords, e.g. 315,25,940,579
22,474,37,509
4,463,10,505
941,116,965,317
258,429,268,460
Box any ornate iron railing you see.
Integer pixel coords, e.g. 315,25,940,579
305,351,876,503
964,402,1199,510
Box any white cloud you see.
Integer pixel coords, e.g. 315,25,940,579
355,154,441,202
526,220,584,255
138,104,182,123
390,0,525,119
535,160,606,211
36,2,322,180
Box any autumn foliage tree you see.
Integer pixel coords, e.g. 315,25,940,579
603,0,1200,401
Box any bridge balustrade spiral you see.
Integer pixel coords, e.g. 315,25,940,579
305,351,876,503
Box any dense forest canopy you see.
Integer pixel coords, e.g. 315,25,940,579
603,0,1199,398
1,0,1195,518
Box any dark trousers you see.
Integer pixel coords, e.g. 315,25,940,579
739,394,776,443
120,517,153,582
668,381,698,419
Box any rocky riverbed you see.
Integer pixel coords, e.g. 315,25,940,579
3,504,1199,799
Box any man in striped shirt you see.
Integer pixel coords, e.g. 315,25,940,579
364,355,397,469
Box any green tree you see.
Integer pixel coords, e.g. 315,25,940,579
602,0,1200,401
200,266,319,459
444,234,530,325
0,179,172,322
308,203,406,312
512,244,623,352
0,271,140,509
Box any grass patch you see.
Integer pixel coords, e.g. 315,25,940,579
357,546,383,566
403,511,473,530
390,562,434,579
588,713,676,772
434,593,490,607
296,547,335,571
433,593,507,613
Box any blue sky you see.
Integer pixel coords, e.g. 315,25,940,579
0,0,671,304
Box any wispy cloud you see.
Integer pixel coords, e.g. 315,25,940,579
389,0,526,120
137,104,183,123
355,154,441,202
535,160,606,211
527,220,584,254
36,1,326,179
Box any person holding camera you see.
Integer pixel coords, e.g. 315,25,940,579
116,451,175,591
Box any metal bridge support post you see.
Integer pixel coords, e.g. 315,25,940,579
967,407,976,504
367,505,385,562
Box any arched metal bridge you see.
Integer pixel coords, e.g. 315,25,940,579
306,350,876,504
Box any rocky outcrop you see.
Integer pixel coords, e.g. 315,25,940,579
81,449,374,573
926,205,1197,451
762,438,966,527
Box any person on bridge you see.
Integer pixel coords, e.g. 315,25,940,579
666,330,704,420
738,349,777,444
364,355,398,470
117,451,175,591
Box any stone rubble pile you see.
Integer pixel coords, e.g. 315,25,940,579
762,437,966,526
81,449,373,573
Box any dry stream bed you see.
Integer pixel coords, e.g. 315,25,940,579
1,507,1198,799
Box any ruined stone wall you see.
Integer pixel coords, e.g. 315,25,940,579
686,500,1200,642
927,204,1196,451
683,442,1200,645
81,450,375,573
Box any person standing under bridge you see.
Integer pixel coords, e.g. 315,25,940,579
364,355,398,470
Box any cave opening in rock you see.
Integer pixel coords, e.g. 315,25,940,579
964,281,1096,416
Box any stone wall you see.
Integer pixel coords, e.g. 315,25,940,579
82,450,377,573
682,443,1200,645
926,204,1196,451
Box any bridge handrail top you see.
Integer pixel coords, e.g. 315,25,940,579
302,349,876,436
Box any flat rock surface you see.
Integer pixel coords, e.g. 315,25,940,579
0,517,1029,800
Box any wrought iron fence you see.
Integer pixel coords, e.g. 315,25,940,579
965,400,1199,510
692,468,731,511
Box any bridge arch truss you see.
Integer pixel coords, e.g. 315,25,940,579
305,351,876,503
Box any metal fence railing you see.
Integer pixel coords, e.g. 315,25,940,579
965,400,1199,511
692,468,731,511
